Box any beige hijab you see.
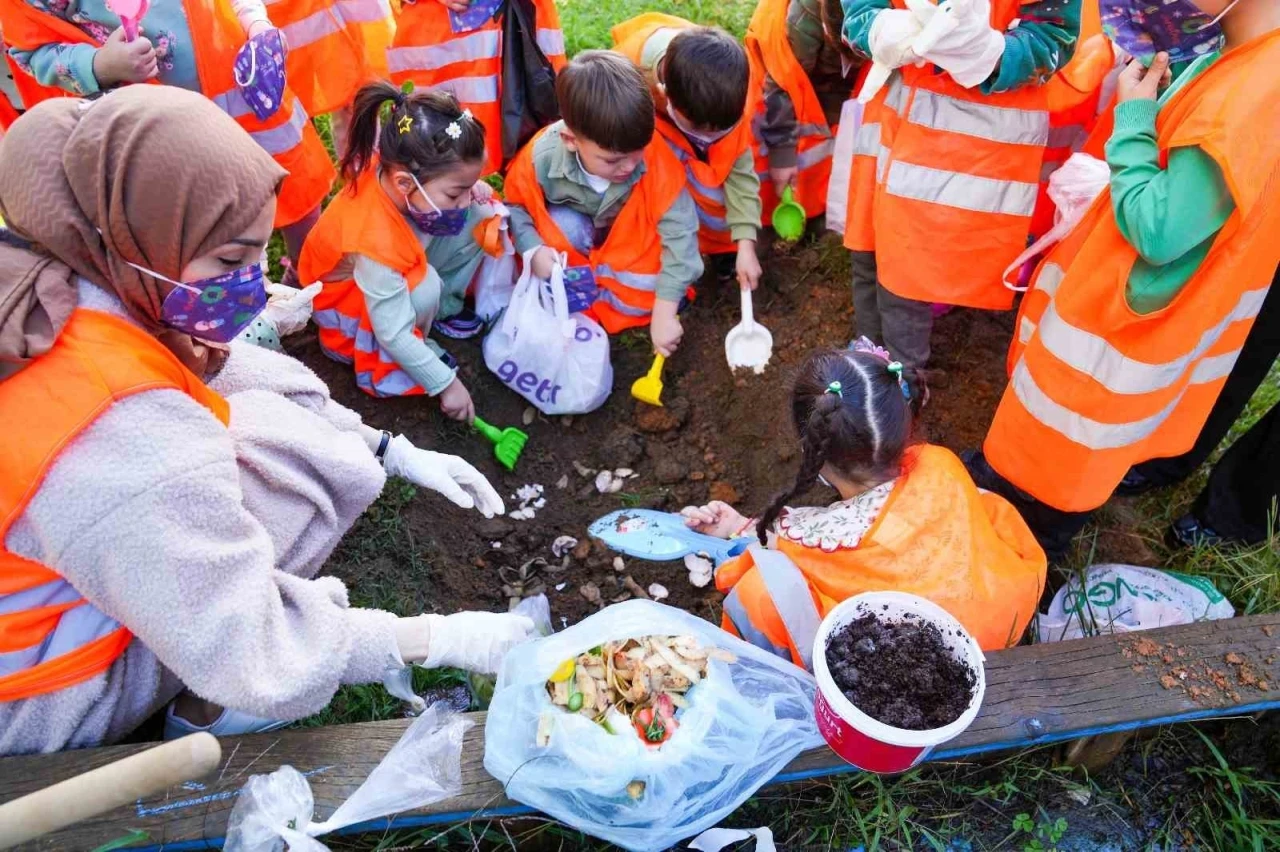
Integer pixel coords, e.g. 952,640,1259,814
0,85,286,380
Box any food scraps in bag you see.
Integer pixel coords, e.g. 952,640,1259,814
541,635,736,748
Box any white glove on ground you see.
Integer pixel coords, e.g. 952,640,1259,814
383,434,505,518
906,0,1006,88
858,9,926,102
397,612,536,673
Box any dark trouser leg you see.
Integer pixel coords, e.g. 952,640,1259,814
851,250,882,343
878,284,934,369
1193,403,1280,544
1132,267,1280,488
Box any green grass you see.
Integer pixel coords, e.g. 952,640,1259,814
557,0,754,57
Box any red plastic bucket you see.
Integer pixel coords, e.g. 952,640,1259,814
811,592,986,774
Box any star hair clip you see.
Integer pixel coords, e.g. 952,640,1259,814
444,108,473,140
397,114,414,136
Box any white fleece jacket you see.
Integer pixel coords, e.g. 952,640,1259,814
0,282,402,756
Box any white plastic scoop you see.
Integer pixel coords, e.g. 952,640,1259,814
725,288,773,374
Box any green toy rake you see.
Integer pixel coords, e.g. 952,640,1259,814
473,416,528,471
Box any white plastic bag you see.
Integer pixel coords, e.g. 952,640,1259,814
224,703,473,852
483,600,824,852
473,201,518,323
825,98,864,235
483,248,613,415
1002,153,1109,292
1038,564,1235,643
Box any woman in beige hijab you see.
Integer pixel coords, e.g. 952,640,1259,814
0,86,527,755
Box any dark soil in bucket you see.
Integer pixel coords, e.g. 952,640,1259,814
826,612,976,730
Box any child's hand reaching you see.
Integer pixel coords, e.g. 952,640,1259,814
437,378,476,423
650,299,684,357
93,27,158,88
1117,52,1171,103
681,501,752,540
471,180,495,205
530,246,559,280
736,239,762,291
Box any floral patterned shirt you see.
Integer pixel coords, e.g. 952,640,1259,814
775,480,897,553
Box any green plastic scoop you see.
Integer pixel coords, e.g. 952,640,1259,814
772,186,806,242
473,416,528,472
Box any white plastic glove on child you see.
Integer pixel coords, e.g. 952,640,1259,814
402,612,536,673
858,9,926,102
262,282,323,338
904,0,1006,89
383,434,506,518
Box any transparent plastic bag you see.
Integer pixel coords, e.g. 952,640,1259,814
483,600,823,852
224,703,473,852
473,202,518,323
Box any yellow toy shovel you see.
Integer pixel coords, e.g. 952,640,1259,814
631,354,666,407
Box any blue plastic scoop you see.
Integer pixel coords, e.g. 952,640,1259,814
588,509,754,566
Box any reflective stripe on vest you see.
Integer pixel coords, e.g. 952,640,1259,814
435,75,500,104
272,0,392,50
387,28,500,73
596,264,659,294
854,122,883,157
210,91,310,155
356,368,421,398
748,544,820,670
313,307,359,339
722,587,791,662
0,601,120,677
695,206,728,233
885,161,1039,218
1047,122,1088,150
537,27,564,56
907,89,1049,146
595,287,652,318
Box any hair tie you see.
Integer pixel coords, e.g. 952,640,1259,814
886,362,911,400
825,381,843,398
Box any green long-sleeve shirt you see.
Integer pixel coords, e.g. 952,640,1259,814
1106,53,1234,315
638,27,762,243
842,0,1082,94
506,122,705,302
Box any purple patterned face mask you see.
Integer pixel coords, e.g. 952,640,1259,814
1100,0,1239,65
403,173,470,237
130,260,268,343
234,28,288,121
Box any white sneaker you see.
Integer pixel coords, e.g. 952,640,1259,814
164,702,291,740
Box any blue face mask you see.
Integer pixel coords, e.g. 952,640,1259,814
403,172,469,237
129,259,268,343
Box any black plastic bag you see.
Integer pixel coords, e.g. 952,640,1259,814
500,0,560,163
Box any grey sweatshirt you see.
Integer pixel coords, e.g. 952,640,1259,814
0,282,403,756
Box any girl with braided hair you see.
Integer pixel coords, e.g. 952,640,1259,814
299,81,500,421
684,344,1046,660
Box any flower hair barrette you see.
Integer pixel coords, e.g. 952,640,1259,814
444,109,474,140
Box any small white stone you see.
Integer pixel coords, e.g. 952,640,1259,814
614,468,635,478
684,553,714,588
608,478,625,493
491,541,502,549
647,583,669,601
555,582,567,591
515,484,542,503
556,474,570,489
551,536,578,558
594,470,614,493
612,556,626,572
522,406,537,426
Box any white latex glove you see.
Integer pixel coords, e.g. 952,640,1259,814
397,612,536,673
906,0,1006,89
383,434,505,517
857,9,926,103
262,282,323,338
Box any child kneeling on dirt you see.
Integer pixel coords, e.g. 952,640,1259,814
683,344,1047,658
299,82,498,422
504,50,703,357
612,15,763,290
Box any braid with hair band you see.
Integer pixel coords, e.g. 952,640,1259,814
756,387,844,545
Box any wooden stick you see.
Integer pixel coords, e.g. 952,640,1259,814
0,733,221,849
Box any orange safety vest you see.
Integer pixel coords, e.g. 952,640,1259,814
611,12,761,256
716,445,1046,665
387,0,566,174
299,169,433,397
503,125,689,334
0,0,334,228
745,0,845,222
844,0,1060,311
0,309,229,703
262,0,393,117
984,30,1280,513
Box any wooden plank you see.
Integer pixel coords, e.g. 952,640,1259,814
3,613,1278,851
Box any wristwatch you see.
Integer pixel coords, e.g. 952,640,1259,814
374,430,392,464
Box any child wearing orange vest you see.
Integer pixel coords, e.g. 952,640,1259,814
0,0,335,264
965,0,1280,559
840,0,1083,370
611,14,763,291
684,344,1045,661
298,81,496,420
747,0,863,222
387,0,566,174
504,50,703,357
